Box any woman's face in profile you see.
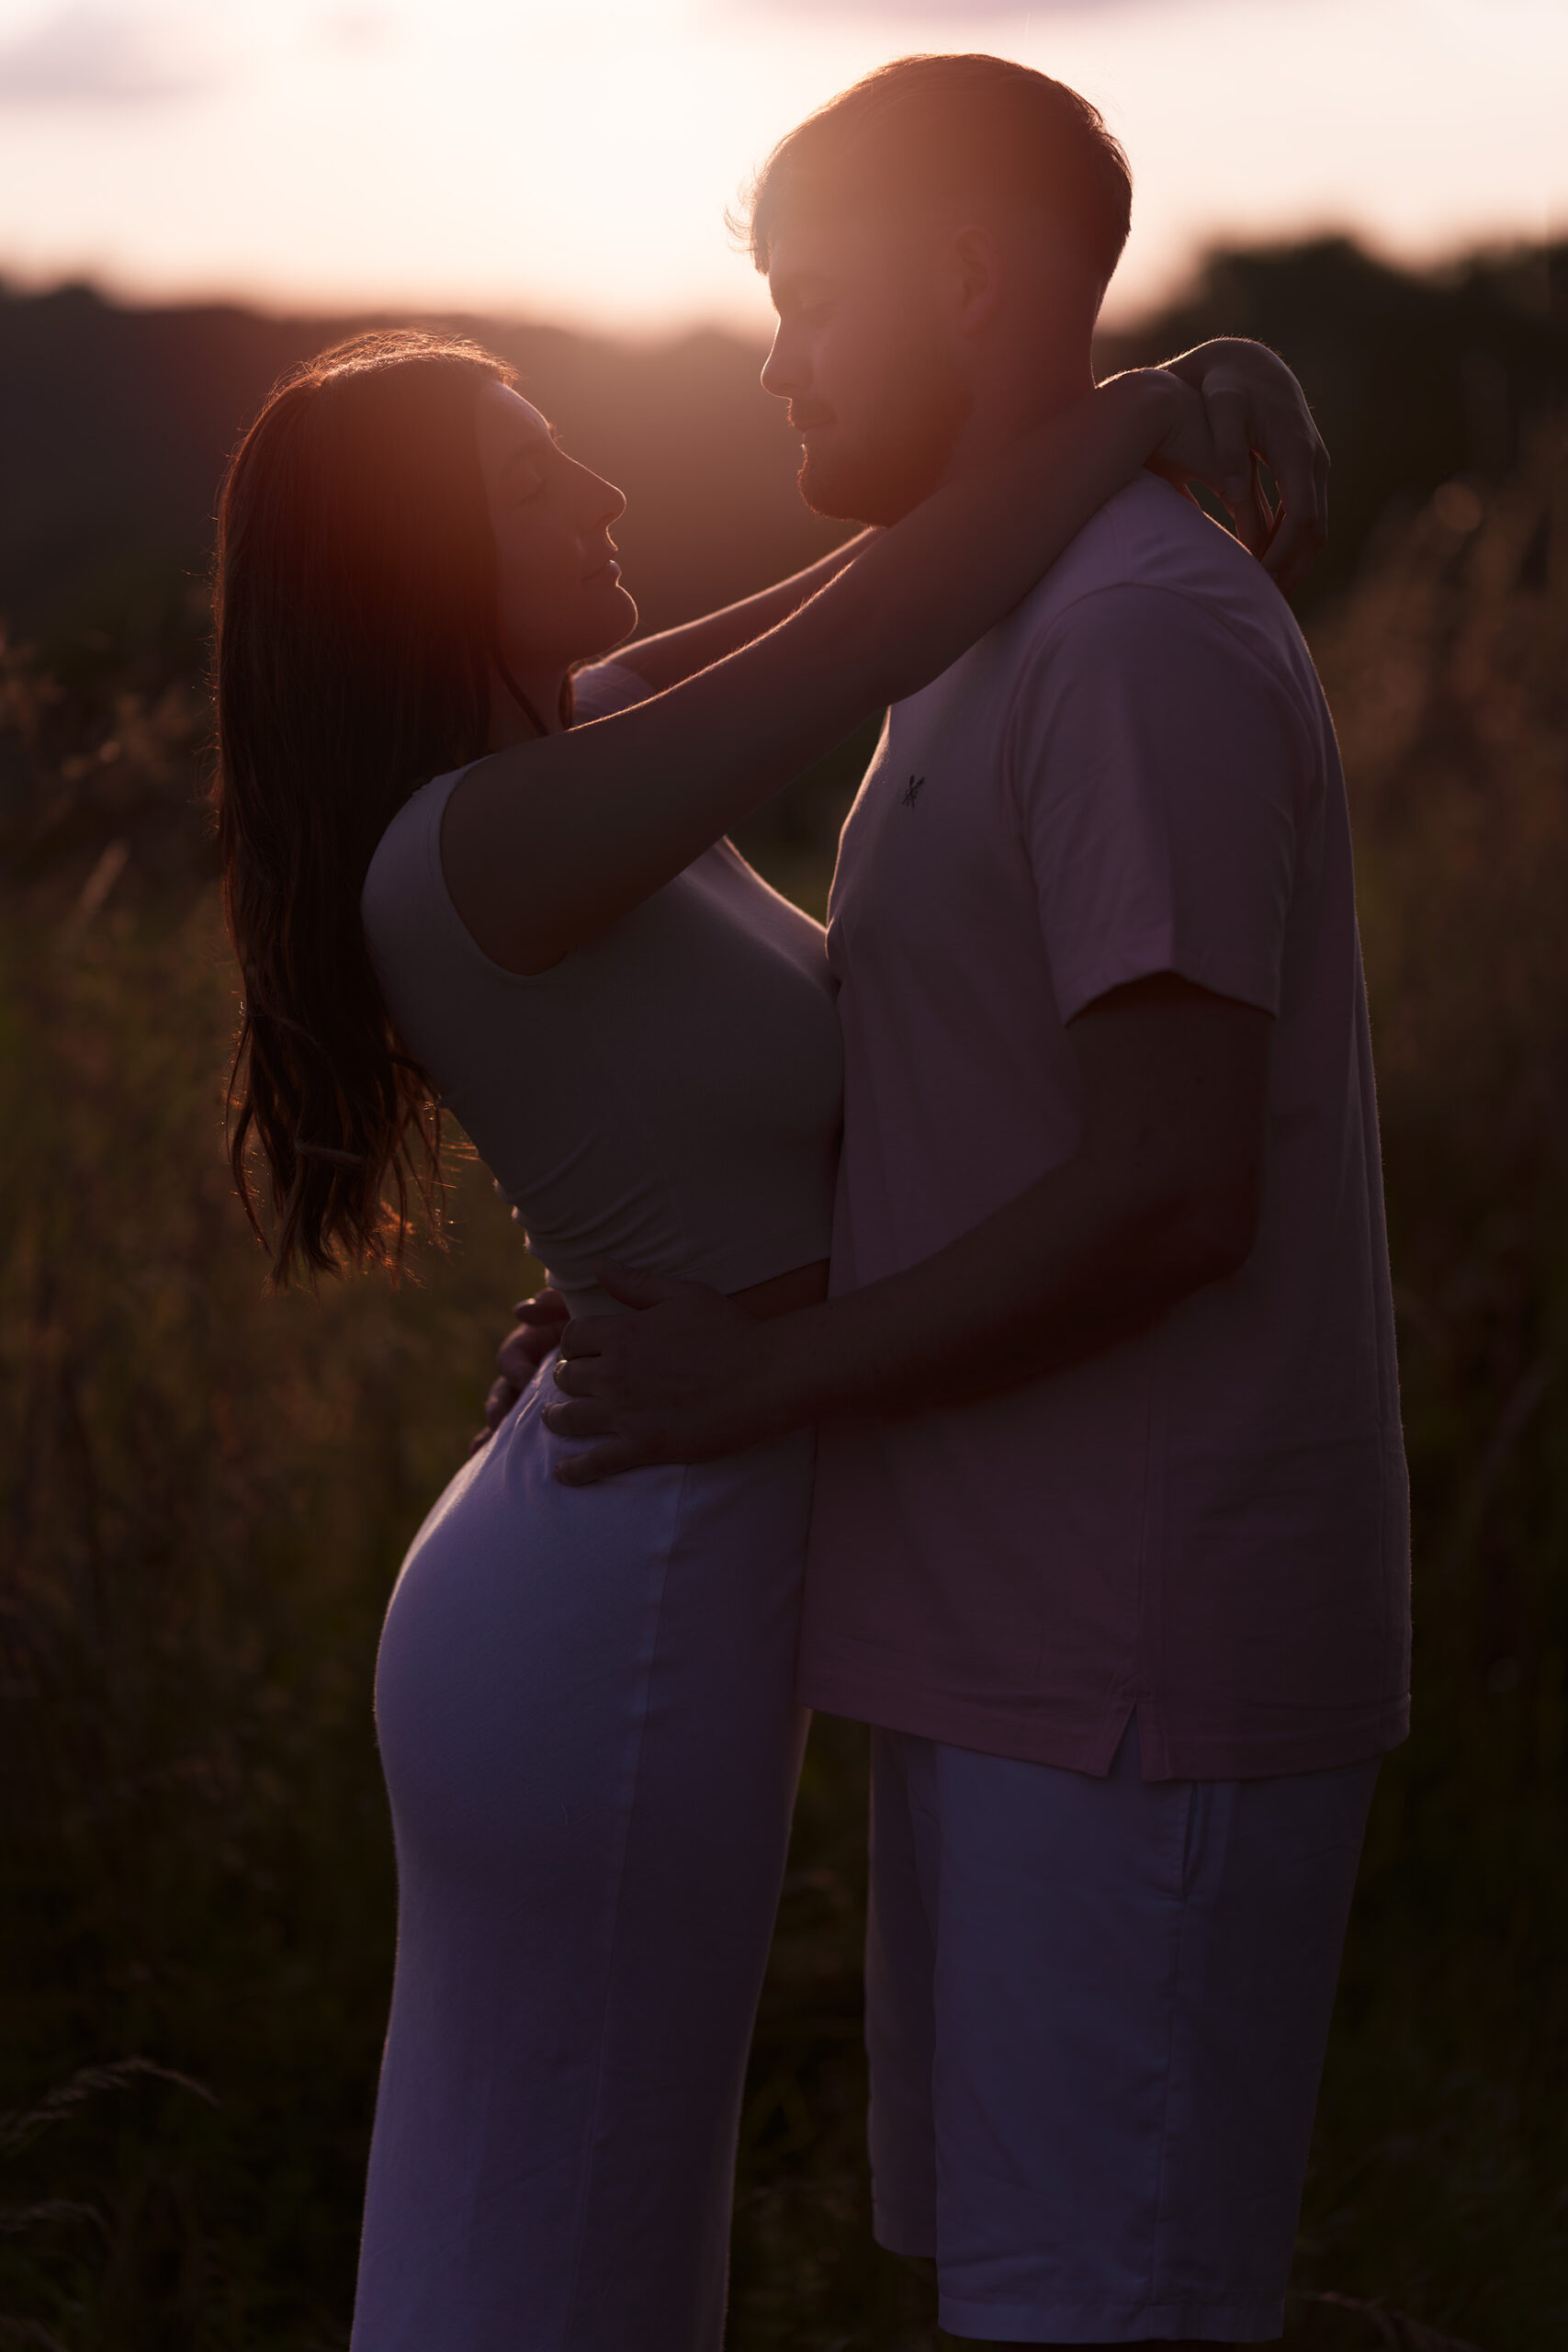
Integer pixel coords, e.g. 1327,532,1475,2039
473,380,637,674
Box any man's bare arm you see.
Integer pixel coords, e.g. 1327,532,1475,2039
543,973,1272,1480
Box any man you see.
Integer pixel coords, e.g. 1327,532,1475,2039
509,54,1409,2348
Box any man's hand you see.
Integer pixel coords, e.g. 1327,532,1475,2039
466,1286,570,1457
541,1268,800,1485
1162,337,1329,595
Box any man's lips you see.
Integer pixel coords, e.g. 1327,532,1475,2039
582,549,621,582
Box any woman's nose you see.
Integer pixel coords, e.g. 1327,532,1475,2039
583,468,626,527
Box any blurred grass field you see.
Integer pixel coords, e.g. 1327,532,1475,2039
1,438,1565,2351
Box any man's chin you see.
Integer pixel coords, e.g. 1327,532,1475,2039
797,435,959,528
795,450,860,523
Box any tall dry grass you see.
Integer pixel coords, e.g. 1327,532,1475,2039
1,437,1565,2349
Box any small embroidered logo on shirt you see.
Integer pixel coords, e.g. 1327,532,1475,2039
902,775,927,809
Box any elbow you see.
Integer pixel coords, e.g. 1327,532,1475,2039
1161,1163,1263,1294
1085,1148,1265,1320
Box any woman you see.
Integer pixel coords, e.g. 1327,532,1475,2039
212,327,1321,2350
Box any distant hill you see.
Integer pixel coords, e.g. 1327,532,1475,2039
1,236,1564,647
0,288,842,645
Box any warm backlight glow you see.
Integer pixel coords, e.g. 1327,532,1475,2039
0,0,1562,332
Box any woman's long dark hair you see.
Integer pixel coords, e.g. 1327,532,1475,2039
213,329,540,1286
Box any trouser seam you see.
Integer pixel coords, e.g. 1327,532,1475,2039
1142,1779,1194,2309
559,1465,690,2344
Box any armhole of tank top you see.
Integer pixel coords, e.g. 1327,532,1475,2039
420,761,570,991
569,659,652,721
414,665,649,983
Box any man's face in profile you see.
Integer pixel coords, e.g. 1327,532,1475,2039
761,203,973,526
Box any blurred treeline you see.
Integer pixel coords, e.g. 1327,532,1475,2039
4,232,1565,645
1,241,1565,2350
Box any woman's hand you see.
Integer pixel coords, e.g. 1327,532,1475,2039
468,1286,570,1456
1163,338,1329,595
1127,367,1227,510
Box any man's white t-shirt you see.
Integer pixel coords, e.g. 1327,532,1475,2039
799,475,1410,1781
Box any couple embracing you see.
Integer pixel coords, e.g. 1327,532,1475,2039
215,52,1409,2352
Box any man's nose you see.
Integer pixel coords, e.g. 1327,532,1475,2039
761,322,803,401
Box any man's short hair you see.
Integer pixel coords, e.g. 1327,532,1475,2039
742,53,1133,290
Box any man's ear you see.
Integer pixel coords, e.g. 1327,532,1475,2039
939,224,1004,339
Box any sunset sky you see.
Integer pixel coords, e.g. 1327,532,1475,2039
0,0,1562,335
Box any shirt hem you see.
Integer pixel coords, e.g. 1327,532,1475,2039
547,1220,831,1315
1054,939,1281,1027
798,1662,1409,1781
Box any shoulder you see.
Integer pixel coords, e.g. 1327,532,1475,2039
1003,478,1319,722
570,659,655,721
1016,479,1298,654
361,764,472,945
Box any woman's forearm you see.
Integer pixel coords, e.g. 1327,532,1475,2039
613,531,877,692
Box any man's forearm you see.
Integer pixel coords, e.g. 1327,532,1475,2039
545,977,1271,1483
751,1148,1248,1431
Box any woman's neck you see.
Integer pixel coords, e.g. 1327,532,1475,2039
488,662,568,748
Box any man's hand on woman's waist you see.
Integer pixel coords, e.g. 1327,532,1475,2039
542,971,1274,1486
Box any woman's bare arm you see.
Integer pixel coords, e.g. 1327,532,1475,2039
604,339,1321,695
608,530,877,692
443,368,1207,976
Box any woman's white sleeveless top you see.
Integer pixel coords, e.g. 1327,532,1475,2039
360,662,843,1314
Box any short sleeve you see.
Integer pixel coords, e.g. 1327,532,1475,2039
1006,584,1306,1023
570,660,653,721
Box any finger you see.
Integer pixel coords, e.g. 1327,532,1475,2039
592,1261,684,1310
558,1314,617,1361
467,1426,491,1459
513,1288,568,1324
1264,417,1318,544
1229,452,1271,558
497,1326,553,1382
553,1440,642,1487
1261,486,1326,594
541,1396,615,1439
1201,383,1253,512
1300,436,1332,566
548,1357,605,1399
497,1320,546,1373
484,1374,520,1429
1258,422,1327,591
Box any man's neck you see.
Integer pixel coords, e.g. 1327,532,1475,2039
940,349,1098,488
